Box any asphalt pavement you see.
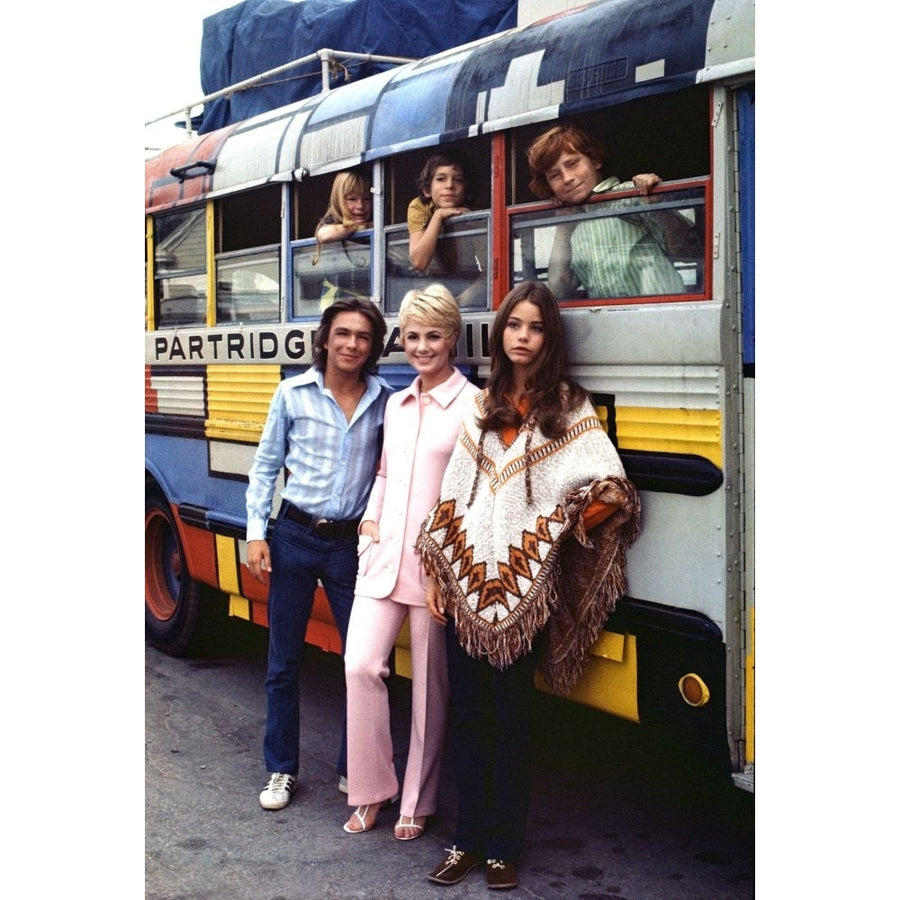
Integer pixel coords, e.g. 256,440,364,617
146,613,754,899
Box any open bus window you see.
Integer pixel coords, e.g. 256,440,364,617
511,185,705,301
291,233,372,319
219,185,281,250
383,212,490,313
507,91,711,206
153,208,207,328
216,249,280,323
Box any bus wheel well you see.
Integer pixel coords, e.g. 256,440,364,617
145,487,200,656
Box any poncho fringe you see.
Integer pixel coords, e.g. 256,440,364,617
542,475,641,694
416,412,641,695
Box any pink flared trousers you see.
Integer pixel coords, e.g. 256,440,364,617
344,593,449,818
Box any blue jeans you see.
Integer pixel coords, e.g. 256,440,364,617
445,616,538,862
263,508,358,777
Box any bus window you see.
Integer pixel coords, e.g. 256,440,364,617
511,184,706,301
291,175,334,241
216,248,280,323
384,213,489,312
384,142,491,312
214,185,281,324
289,170,374,318
507,91,711,207
154,207,207,328
292,232,372,319
218,185,281,251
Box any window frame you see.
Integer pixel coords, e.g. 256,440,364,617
507,177,710,307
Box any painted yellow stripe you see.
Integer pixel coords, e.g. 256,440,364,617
745,605,754,764
392,609,639,720
229,594,251,621
145,216,156,331
216,534,240,595
592,629,625,662
614,406,722,468
205,202,216,326
545,632,640,722
393,619,413,679
206,364,283,442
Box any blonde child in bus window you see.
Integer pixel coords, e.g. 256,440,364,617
313,169,373,264
526,123,694,299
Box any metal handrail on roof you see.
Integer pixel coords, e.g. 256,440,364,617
145,48,419,139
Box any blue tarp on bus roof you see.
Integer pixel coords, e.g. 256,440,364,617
198,0,519,134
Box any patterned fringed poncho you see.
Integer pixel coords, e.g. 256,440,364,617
416,390,641,695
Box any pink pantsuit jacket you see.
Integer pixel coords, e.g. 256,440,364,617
355,368,479,604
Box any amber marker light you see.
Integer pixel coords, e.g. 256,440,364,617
678,673,710,707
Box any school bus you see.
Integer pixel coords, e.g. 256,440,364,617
145,0,755,791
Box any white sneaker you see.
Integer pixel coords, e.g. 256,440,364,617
338,775,348,794
259,772,298,810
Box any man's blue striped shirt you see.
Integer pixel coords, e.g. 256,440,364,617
246,367,391,541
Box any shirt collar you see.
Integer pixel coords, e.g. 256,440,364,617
295,365,388,401
397,367,467,409
592,175,622,195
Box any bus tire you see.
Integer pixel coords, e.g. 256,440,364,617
145,491,200,656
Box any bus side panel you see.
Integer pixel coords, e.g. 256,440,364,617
146,407,345,654
633,622,730,773
564,299,733,767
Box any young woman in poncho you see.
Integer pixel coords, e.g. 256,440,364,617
416,281,641,890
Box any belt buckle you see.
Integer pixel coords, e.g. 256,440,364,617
313,517,337,538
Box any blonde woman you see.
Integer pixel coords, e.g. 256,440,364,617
342,285,478,840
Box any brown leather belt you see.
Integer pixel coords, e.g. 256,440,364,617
282,503,360,539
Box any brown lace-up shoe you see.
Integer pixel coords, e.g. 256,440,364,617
485,858,519,890
427,846,482,885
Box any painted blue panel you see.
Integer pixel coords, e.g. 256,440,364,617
446,0,716,132
300,68,400,168
307,67,395,123
368,59,467,154
146,433,249,521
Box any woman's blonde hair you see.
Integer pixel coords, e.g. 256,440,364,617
398,284,461,339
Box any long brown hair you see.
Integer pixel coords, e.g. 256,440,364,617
479,281,586,439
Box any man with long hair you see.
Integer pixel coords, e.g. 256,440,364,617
246,297,391,811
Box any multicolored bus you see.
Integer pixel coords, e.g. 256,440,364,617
145,0,755,791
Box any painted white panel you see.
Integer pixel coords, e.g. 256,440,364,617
209,440,285,517
571,364,722,410
151,374,205,416
626,490,728,632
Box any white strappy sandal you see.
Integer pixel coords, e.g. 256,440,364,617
342,798,392,834
393,814,426,841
